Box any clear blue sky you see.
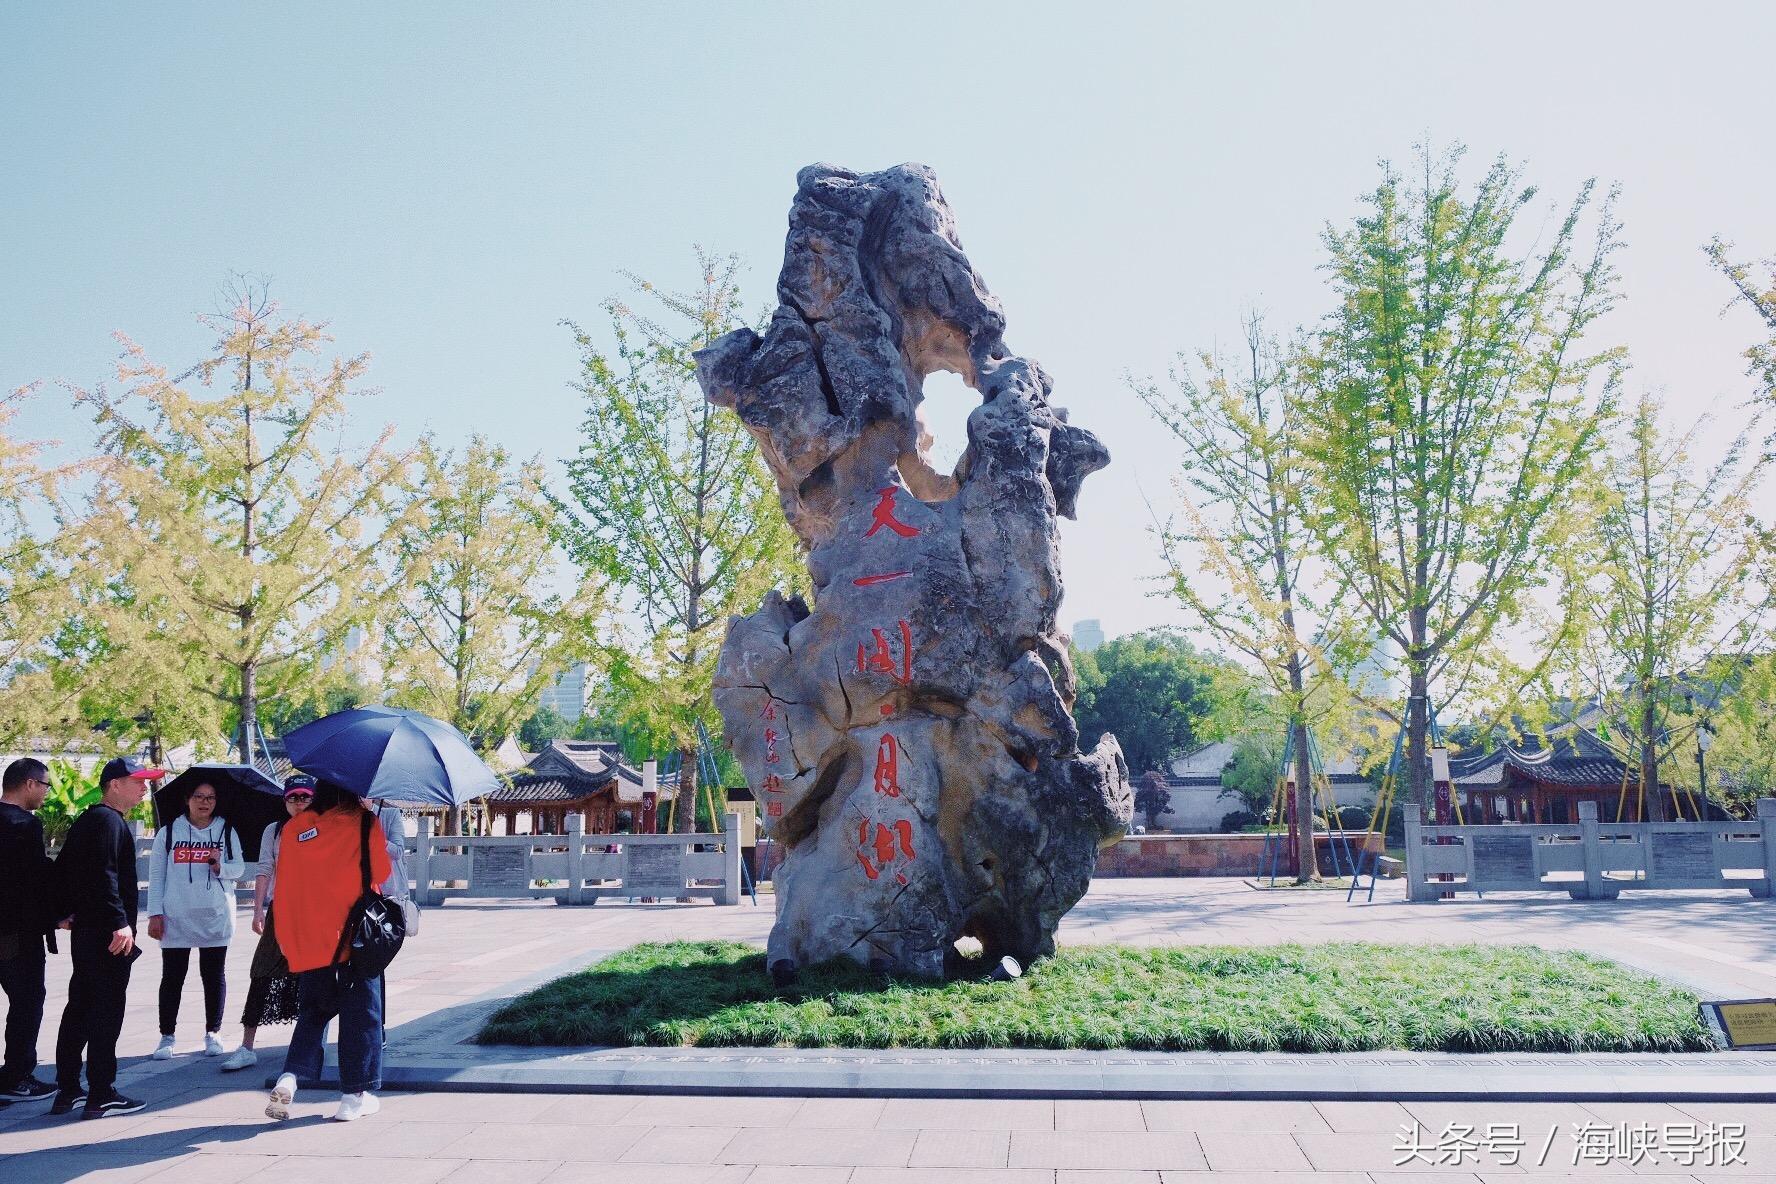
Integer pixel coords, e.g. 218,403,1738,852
5,2,1773,641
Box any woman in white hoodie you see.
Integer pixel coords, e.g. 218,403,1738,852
146,781,244,1059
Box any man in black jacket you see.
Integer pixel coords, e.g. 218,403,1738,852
0,757,57,1104
52,755,162,1119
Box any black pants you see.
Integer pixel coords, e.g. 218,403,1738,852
159,946,226,1036
55,929,134,1098
0,941,46,1088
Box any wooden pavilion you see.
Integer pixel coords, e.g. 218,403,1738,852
483,740,676,835
1449,729,1687,823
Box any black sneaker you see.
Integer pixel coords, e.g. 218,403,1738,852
0,1075,57,1104
49,1089,87,1115
81,1092,145,1119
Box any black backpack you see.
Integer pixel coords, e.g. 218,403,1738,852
332,810,405,977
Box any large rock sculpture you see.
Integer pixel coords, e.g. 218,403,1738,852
696,163,1131,980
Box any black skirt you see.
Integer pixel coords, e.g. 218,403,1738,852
241,902,300,1027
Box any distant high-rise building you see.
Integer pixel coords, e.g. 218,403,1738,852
319,623,383,690
1072,619,1105,653
1349,631,1401,703
539,662,590,722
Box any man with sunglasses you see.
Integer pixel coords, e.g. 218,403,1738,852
0,758,58,1104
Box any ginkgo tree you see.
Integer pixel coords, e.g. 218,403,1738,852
1708,238,1776,410
1136,314,1368,880
70,281,410,759
1563,395,1769,820
382,435,605,757
0,387,86,747
555,252,803,833
1303,145,1623,809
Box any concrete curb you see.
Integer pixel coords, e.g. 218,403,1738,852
336,1046,1776,1101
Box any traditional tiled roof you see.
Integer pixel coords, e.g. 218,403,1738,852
485,739,678,805
1451,728,1635,791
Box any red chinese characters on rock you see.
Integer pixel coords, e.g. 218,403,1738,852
863,486,919,540
872,734,902,798
767,801,783,818
763,727,782,765
855,620,913,686
856,817,917,885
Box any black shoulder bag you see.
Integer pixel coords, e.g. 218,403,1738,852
333,810,406,977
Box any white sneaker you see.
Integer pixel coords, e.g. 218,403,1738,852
203,1032,226,1057
265,1073,296,1121
332,1091,381,1122
151,1035,176,1060
219,1046,257,1072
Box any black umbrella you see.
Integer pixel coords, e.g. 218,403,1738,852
155,763,286,863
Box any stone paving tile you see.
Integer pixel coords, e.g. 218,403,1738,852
851,1171,1050,1184
544,1164,751,1184
0,1150,197,1183
720,1125,918,1167
1402,1101,1606,1132
620,1124,745,1164
1297,1131,1470,1173
435,1120,649,1161
532,1094,648,1124
1197,1128,1316,1171
184,1115,366,1157
740,1168,855,1184
342,1118,478,1158
1141,1099,1332,1133
1009,1130,1208,1171
1158,1173,1369,1184
792,1097,889,1128
638,1094,806,1127
1314,1101,1418,1132
437,1160,563,1184
1057,1170,1163,1183
908,1127,1012,1168
877,1097,1055,1130
1056,1099,1147,1131
142,1153,282,1182
1577,1103,1699,1126
1671,1102,1776,1136
242,1154,470,1184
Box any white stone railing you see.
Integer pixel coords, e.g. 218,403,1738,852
1402,798,1776,901
132,811,744,907
406,812,742,906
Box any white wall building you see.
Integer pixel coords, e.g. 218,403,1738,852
1072,619,1106,653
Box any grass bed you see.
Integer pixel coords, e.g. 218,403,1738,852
478,940,1713,1053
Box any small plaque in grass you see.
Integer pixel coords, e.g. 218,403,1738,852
1702,999,1776,1049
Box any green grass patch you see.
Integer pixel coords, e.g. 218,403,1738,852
477,940,1713,1054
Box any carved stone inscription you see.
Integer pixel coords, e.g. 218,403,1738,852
469,844,530,896
1471,833,1536,883
1651,831,1717,882
624,843,685,896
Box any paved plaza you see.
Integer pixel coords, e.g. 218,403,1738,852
3,878,1773,1181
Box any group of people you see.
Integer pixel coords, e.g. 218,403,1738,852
0,754,409,1123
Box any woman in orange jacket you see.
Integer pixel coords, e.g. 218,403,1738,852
263,781,391,1124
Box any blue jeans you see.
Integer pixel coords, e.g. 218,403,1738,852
281,964,383,1093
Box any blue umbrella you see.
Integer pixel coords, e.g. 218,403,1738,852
281,705,501,808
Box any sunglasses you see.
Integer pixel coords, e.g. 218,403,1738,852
285,793,314,803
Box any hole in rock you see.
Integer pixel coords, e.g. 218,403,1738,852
915,368,977,476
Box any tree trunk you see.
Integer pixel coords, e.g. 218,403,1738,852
1290,716,1319,882
673,745,699,834
1639,697,1667,822
1405,665,1431,813
238,659,257,764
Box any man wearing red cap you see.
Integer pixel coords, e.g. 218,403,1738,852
51,755,162,1119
